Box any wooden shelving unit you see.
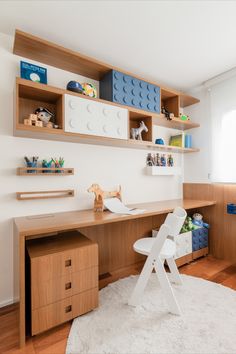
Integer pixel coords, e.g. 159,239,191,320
17,167,74,175
13,30,201,153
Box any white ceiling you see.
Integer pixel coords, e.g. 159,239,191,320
0,0,236,91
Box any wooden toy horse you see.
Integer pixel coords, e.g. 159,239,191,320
87,184,122,212
131,121,148,140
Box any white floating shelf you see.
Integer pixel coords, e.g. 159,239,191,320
146,166,181,176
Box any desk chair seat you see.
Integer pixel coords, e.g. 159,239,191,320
129,207,187,315
134,237,176,259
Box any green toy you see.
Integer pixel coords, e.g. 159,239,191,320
180,216,198,233
179,113,189,121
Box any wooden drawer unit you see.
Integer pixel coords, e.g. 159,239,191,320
32,288,98,335
27,231,99,336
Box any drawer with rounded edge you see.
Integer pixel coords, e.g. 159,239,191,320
31,266,98,310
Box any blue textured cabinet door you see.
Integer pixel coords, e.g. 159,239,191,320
100,70,160,114
192,228,208,251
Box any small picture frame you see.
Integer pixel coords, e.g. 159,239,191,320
20,61,47,84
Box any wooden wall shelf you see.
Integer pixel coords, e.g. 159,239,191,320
16,189,74,200
13,30,199,108
13,29,201,152
17,167,74,175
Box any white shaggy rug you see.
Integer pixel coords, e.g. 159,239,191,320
66,274,236,354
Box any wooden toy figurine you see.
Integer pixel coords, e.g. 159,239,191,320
131,121,148,140
87,183,122,212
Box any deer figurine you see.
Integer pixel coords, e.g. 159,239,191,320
87,184,122,212
131,121,148,140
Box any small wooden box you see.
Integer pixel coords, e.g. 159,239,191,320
27,231,98,335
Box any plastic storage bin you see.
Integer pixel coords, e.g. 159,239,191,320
100,70,160,114
192,227,208,251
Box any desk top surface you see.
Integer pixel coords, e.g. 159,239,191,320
14,199,216,237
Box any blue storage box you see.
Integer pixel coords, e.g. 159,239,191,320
100,70,160,114
227,203,236,214
192,228,208,251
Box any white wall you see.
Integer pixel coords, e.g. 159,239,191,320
0,32,183,307
184,88,211,183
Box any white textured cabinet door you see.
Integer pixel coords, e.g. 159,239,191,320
64,94,128,140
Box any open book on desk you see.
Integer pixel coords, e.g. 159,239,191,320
104,197,145,215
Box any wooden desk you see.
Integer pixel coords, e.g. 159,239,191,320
13,199,215,346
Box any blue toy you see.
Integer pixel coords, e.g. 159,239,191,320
67,81,83,94
155,138,164,145
192,213,210,229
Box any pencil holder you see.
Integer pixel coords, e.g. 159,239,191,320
26,161,37,173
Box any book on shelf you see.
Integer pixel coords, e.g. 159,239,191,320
169,132,185,148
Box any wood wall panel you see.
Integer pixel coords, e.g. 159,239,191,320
184,183,236,262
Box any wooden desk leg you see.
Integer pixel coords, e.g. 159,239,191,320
19,236,26,347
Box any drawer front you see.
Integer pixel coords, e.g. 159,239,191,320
64,94,128,140
32,297,73,335
32,267,98,309
32,288,98,335
31,243,98,282
72,287,98,318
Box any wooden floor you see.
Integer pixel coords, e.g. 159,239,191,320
1,255,236,354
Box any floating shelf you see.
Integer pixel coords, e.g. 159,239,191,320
146,166,181,176
16,189,74,200
17,167,74,175
13,30,200,108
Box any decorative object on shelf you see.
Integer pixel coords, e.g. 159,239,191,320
179,113,190,121
146,153,174,168
160,154,166,166
131,120,148,140
87,183,122,212
146,153,154,166
42,159,53,173
161,106,174,120
16,189,74,200
169,132,185,148
81,83,97,98
192,213,210,229
20,61,47,84
66,80,83,94
155,138,164,145
24,156,38,173
167,154,174,167
52,157,64,173
185,134,192,148
24,113,43,127
35,107,54,128
100,70,160,114
227,203,236,214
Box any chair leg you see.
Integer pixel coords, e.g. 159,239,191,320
154,258,182,315
128,256,154,306
166,257,183,285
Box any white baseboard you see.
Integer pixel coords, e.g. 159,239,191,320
0,298,15,308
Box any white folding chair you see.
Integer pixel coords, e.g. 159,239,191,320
128,207,187,315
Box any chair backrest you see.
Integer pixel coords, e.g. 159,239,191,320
150,223,170,258
164,207,187,237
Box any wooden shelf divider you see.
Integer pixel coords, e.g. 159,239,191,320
17,167,74,175
16,189,75,200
